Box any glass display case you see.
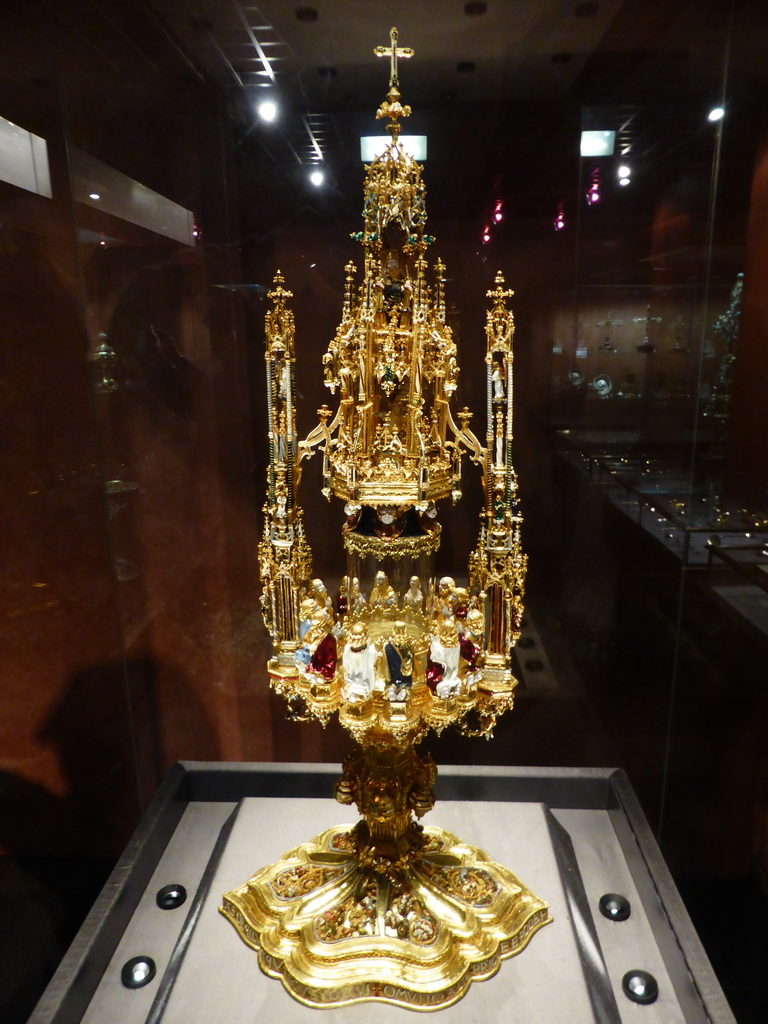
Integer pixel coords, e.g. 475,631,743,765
2,1,768,1022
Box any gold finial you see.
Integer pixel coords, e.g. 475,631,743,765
486,270,514,307
268,269,293,302
373,27,413,88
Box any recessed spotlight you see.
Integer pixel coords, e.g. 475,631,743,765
309,168,324,187
708,106,725,122
599,893,631,921
89,192,101,200
121,956,156,989
619,177,630,186
618,165,630,177
622,970,659,1005
156,883,187,910
257,99,278,123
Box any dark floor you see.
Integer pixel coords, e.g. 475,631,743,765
0,856,112,1024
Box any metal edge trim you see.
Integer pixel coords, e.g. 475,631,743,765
145,802,243,1023
607,768,737,1024
28,763,190,1024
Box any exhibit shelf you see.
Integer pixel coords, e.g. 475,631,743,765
29,763,736,1024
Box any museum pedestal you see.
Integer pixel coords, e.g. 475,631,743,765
30,763,736,1024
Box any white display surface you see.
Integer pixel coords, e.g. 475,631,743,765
167,798,593,1023
78,793,695,1024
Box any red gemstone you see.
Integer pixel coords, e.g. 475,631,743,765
426,658,445,691
311,633,337,678
459,634,480,668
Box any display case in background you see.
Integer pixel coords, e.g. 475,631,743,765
1,2,768,1022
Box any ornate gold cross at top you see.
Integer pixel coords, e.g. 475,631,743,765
374,27,413,88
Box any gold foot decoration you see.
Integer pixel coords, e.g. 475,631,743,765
221,746,550,1010
221,825,549,1010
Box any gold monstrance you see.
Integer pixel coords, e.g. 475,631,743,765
221,28,551,1010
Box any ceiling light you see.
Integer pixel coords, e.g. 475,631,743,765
618,177,630,187
258,99,278,123
309,168,324,187
585,168,601,204
89,192,101,200
708,106,725,122
617,165,630,177
580,130,615,157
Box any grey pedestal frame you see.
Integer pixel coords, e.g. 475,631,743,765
29,763,736,1024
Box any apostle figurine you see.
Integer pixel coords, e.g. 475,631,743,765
350,576,367,615
295,597,317,669
453,586,469,621
336,578,349,617
429,617,462,699
385,623,414,702
403,575,424,613
465,603,485,645
437,576,456,618
370,570,396,609
298,597,317,640
311,578,333,615
342,622,378,702
310,630,337,680
298,606,334,678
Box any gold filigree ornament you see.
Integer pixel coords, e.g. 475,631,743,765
221,27,550,1010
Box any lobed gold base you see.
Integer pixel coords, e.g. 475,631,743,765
220,823,550,1011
